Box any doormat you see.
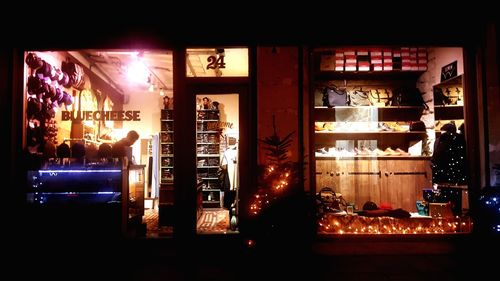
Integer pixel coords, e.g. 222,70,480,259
197,208,229,233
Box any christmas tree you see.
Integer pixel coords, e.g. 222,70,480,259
246,116,314,248
431,126,467,184
249,115,299,215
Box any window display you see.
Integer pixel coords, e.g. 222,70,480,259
311,47,470,234
23,49,173,237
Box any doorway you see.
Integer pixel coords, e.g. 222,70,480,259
187,82,251,235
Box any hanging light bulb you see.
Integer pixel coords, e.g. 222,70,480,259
159,88,165,96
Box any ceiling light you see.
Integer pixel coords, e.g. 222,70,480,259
127,60,149,84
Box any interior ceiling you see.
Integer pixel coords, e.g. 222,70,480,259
80,50,173,94
76,48,237,95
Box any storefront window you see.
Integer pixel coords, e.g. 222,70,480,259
23,50,173,237
312,47,471,234
186,48,248,77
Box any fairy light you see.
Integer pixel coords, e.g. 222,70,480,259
249,164,295,215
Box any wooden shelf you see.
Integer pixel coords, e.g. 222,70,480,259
315,131,426,149
315,156,431,160
314,106,423,122
315,70,425,81
434,105,464,120
434,75,462,88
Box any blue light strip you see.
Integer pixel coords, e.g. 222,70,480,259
38,170,121,173
30,192,120,195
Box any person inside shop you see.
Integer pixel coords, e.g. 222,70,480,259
112,130,139,166
163,95,173,110
202,96,210,109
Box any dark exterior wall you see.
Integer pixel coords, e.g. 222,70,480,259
257,47,299,164
485,24,500,186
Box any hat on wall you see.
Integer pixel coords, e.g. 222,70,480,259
56,142,71,158
71,142,86,158
98,143,112,158
42,141,56,158
58,72,71,88
27,76,42,94
25,53,43,69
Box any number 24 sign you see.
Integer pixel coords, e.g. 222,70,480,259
206,55,226,70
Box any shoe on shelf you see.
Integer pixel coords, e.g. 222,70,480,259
386,122,406,132
372,148,389,156
315,122,326,131
362,147,373,155
378,122,391,131
355,147,372,156
324,122,335,131
395,148,410,156
384,147,401,156
316,147,328,155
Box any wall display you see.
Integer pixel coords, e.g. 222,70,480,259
431,75,466,186
196,97,223,208
158,108,174,226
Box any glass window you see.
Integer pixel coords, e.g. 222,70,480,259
312,47,470,235
23,49,174,237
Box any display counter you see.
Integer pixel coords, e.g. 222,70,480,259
26,162,145,237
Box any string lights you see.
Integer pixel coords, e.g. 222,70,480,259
318,214,472,234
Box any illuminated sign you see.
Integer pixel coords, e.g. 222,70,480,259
61,111,141,121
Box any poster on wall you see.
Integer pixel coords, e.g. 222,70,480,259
441,61,458,82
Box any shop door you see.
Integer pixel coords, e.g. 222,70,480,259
188,83,251,235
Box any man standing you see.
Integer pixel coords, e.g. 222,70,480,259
112,130,140,165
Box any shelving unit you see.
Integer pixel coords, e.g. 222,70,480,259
159,109,174,226
311,47,432,212
433,75,464,137
196,109,222,208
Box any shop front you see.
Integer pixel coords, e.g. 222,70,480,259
20,48,253,239
8,23,499,254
